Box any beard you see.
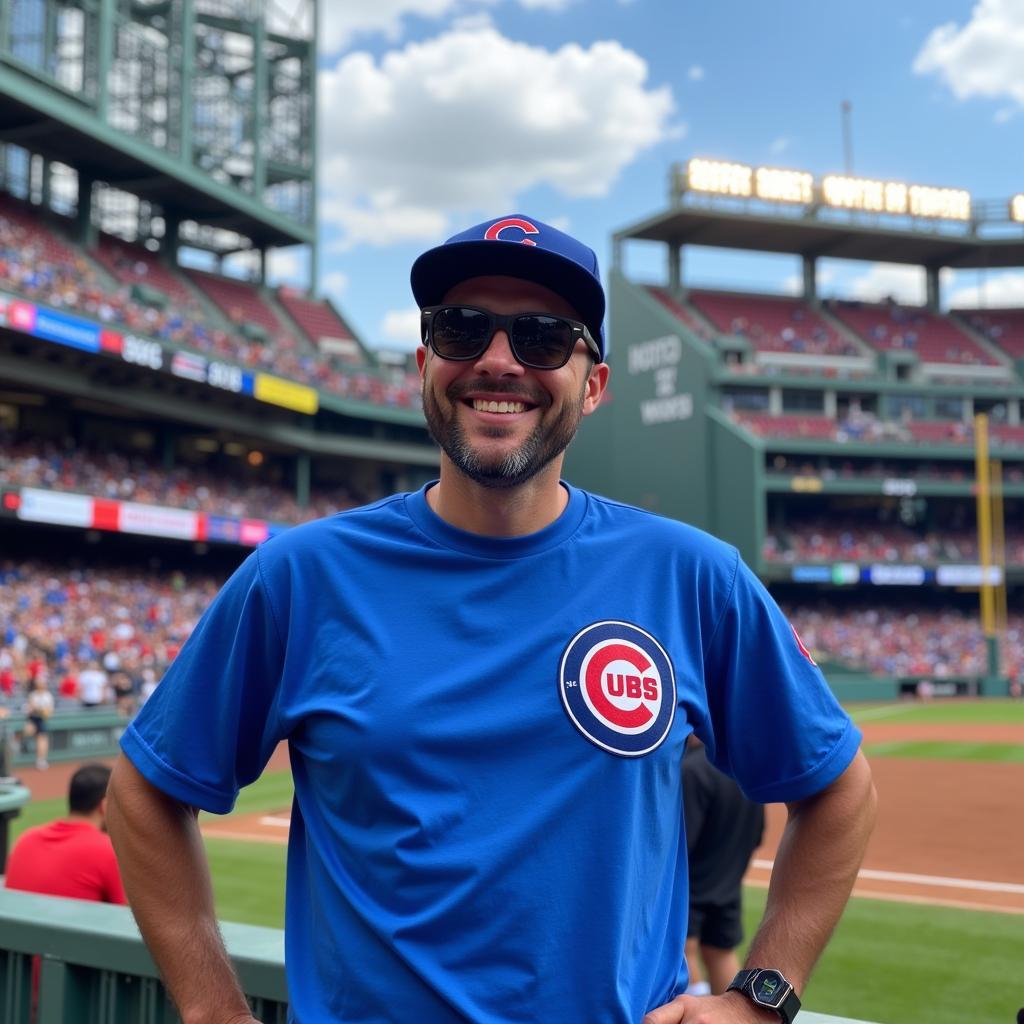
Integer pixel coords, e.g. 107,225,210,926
422,375,587,489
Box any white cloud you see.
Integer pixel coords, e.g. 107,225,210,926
265,247,307,285
768,136,790,156
994,105,1016,123
914,0,1024,107
381,307,424,350
838,263,954,305
322,0,463,53
781,267,835,296
687,65,704,81
947,271,1024,308
318,25,674,249
322,270,350,298
517,0,574,8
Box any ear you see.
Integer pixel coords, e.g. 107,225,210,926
415,345,429,378
581,361,610,417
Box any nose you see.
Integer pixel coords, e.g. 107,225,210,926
473,328,524,377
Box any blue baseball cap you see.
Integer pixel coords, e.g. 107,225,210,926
410,214,606,361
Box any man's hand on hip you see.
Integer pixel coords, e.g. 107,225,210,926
642,990,781,1023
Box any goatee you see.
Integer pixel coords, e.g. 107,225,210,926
422,378,586,489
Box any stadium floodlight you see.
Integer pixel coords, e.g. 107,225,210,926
1011,194,1024,223
908,185,970,221
821,175,888,213
754,167,813,205
686,159,753,197
821,174,969,220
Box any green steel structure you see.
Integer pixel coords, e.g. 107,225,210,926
0,0,316,276
566,161,1024,693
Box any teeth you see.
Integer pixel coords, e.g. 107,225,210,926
473,399,526,413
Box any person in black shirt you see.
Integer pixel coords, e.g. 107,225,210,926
683,737,766,995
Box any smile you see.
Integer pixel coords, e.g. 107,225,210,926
470,399,530,414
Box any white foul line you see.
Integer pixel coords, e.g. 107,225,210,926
751,858,1024,895
258,815,292,828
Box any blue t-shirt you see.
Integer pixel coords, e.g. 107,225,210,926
122,483,860,1023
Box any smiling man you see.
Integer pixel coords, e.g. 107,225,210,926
107,215,875,1024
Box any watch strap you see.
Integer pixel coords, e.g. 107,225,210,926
727,969,801,1024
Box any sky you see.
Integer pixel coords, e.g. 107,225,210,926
265,0,1024,352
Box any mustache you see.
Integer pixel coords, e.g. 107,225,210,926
445,379,547,406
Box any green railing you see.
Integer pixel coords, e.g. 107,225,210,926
1,711,126,767
0,782,29,874
0,891,287,1023
0,890,882,1024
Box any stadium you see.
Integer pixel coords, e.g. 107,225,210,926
0,3,1021,1024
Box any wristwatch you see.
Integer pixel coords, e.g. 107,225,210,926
727,969,801,1023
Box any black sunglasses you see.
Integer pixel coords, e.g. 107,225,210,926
421,304,601,370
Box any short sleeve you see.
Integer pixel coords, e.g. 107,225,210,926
701,556,861,804
120,548,286,813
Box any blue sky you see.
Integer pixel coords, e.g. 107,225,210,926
271,0,1024,351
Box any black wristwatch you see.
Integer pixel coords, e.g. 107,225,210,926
727,969,801,1023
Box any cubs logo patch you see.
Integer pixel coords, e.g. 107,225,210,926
559,620,676,757
484,217,539,246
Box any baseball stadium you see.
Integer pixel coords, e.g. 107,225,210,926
0,3,1021,1023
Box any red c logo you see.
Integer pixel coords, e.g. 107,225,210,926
584,643,655,729
484,218,539,246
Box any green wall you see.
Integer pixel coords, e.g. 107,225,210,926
566,271,717,531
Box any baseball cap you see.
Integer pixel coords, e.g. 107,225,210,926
410,214,606,361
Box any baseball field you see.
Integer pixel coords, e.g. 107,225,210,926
11,699,1023,1024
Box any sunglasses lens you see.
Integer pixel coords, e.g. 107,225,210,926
512,315,574,368
430,306,492,358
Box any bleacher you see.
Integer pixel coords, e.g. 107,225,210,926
0,188,421,409
734,413,839,439
646,287,713,339
955,307,1024,360
687,290,856,356
94,233,203,310
830,300,999,365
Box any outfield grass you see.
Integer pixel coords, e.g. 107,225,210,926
865,739,1024,762
848,699,1024,725
741,886,1020,1024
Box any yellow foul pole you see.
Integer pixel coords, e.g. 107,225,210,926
973,414,998,682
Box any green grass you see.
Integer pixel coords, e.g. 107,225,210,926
741,886,1021,1024
207,837,287,928
865,740,1024,762
848,698,1024,725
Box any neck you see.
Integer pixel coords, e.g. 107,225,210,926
428,459,569,537
68,811,103,830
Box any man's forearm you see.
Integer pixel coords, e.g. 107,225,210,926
744,750,877,993
106,756,255,1024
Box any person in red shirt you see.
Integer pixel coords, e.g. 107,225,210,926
5,763,126,904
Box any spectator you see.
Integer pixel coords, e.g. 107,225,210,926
78,661,110,709
5,762,126,904
683,738,765,996
22,675,54,770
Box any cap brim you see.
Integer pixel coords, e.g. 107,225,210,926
411,239,605,357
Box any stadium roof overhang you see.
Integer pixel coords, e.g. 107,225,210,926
615,204,1024,270
0,69,313,250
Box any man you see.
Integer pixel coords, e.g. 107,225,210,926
683,737,765,997
107,215,876,1024
6,762,126,904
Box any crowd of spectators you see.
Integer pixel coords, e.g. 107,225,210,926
783,602,1023,681
4,559,1019,718
765,454,1024,485
764,519,1024,566
0,200,419,408
0,561,223,719
0,432,368,524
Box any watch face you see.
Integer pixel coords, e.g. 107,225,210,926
752,970,788,1008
